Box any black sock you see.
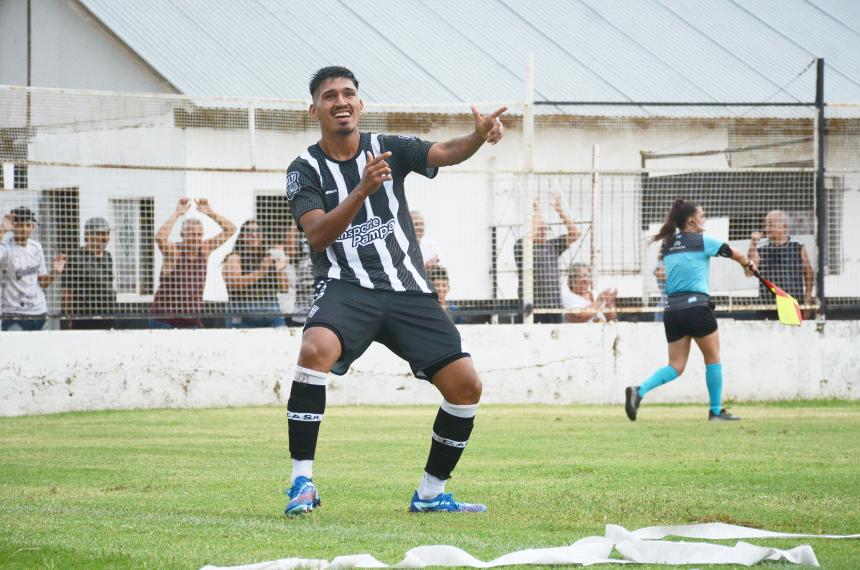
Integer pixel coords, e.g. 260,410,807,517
424,402,478,480
287,381,326,461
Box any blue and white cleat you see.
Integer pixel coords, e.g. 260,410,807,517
409,491,488,513
284,476,321,516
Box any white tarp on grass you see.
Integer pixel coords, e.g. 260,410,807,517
200,522,860,569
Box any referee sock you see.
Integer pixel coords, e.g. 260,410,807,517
422,401,478,490
706,363,723,415
287,366,328,483
638,365,680,398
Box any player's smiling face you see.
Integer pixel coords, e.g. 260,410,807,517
311,77,363,136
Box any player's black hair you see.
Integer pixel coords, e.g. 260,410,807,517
309,66,359,99
653,198,701,254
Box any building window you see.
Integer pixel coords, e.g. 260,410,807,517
111,197,155,296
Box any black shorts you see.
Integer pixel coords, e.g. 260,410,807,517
663,305,718,343
304,279,469,380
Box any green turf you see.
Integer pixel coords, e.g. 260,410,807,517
1,402,859,569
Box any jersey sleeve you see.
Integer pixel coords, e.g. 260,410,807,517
703,234,732,257
380,135,438,179
287,158,325,231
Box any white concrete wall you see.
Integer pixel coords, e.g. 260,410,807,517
2,320,857,417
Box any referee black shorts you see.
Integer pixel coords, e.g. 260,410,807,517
304,279,469,380
663,305,718,343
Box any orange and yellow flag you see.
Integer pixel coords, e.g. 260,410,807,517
757,273,802,326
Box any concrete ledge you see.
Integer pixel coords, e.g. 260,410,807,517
1,321,857,416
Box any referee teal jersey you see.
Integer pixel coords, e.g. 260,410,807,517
662,232,732,296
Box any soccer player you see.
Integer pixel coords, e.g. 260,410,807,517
283,66,505,515
624,199,756,422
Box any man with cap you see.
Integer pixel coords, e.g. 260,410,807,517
0,207,66,331
61,217,117,329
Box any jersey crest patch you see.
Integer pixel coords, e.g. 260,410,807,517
286,171,300,200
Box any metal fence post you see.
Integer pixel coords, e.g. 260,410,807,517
815,58,827,319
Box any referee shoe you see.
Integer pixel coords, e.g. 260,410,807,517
709,409,741,422
284,476,321,516
625,386,642,421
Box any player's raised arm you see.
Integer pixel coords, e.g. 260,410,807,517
301,151,392,251
427,105,507,168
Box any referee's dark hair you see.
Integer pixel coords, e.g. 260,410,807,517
653,198,700,254
309,66,359,99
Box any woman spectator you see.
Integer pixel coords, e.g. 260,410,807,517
222,220,289,328
562,263,617,323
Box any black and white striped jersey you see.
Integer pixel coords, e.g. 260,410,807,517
286,132,438,293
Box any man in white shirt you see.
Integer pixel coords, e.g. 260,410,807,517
562,262,617,323
0,207,66,331
410,210,444,269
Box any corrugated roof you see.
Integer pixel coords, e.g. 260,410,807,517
79,0,860,103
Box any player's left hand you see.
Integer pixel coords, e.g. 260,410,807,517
472,105,507,145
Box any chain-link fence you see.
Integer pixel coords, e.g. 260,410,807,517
0,84,857,329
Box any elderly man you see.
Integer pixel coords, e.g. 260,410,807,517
150,197,236,328
61,217,117,329
410,210,444,269
747,210,814,307
0,207,66,331
514,193,581,323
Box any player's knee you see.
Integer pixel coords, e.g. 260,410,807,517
461,376,482,403
298,339,336,370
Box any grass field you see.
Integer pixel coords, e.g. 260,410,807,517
1,402,859,569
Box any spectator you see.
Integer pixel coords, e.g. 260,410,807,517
562,262,617,323
0,207,66,331
747,210,814,307
410,210,444,269
61,217,116,329
222,220,289,328
150,197,236,328
427,265,464,324
514,193,581,323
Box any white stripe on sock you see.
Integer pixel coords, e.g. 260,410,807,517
293,365,329,386
441,400,479,418
431,431,468,449
286,411,325,422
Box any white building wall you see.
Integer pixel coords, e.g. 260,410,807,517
1,320,857,417
0,0,176,94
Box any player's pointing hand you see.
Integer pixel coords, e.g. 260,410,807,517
358,151,393,196
472,105,507,145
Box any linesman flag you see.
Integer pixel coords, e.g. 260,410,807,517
753,270,802,326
